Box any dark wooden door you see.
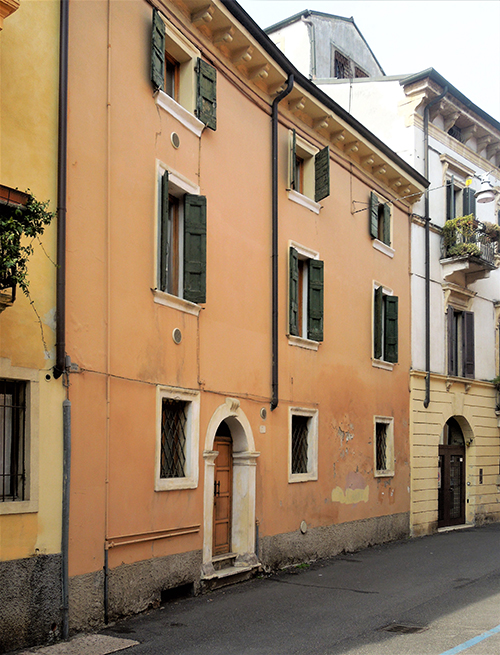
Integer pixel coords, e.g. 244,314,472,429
213,434,232,555
438,445,465,527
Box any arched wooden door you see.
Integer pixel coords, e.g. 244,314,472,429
438,418,466,528
213,421,232,556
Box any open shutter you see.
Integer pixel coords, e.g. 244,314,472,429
289,247,299,336
463,311,475,378
290,130,297,190
369,192,379,239
151,9,165,90
159,172,169,291
446,180,455,220
183,195,206,303
373,286,383,359
196,59,216,131
314,146,330,202
384,295,398,363
462,186,476,217
382,203,391,246
447,307,456,375
307,259,324,342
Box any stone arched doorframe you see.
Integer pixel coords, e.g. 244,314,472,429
201,398,260,577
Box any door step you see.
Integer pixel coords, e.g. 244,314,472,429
212,551,238,571
201,557,260,591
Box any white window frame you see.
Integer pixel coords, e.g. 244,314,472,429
373,416,394,478
0,359,39,515
288,241,320,351
287,131,321,214
154,19,205,137
153,163,201,316
288,407,319,483
155,385,200,491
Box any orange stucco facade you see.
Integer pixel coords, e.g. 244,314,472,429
63,0,426,630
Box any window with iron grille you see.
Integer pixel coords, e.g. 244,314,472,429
289,408,318,482
0,379,27,502
333,50,351,79
374,417,394,477
160,398,188,478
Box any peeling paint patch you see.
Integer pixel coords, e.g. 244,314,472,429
331,485,369,504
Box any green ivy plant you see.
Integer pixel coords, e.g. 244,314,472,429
482,221,500,243
442,214,484,259
0,192,55,297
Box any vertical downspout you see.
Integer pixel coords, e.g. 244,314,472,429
271,74,294,411
423,86,447,408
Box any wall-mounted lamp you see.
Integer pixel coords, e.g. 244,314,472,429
475,175,496,204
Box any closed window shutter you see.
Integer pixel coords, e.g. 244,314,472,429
196,59,216,131
374,286,383,359
463,311,475,378
383,203,391,246
183,195,207,303
314,146,330,202
462,186,476,217
289,247,299,336
308,259,324,342
290,130,297,190
159,171,169,291
446,180,455,220
384,295,398,363
369,192,379,239
151,9,165,91
447,307,456,375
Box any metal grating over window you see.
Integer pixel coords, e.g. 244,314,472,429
375,422,388,472
160,398,188,478
0,379,27,502
354,66,368,78
292,415,309,474
448,125,463,143
334,51,351,79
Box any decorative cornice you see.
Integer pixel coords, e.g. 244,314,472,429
0,0,20,29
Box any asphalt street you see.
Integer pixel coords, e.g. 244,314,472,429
95,523,500,655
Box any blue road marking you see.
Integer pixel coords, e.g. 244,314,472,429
440,624,500,654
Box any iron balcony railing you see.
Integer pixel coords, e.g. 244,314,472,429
441,218,498,267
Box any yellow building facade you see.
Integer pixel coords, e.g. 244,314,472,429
0,0,64,651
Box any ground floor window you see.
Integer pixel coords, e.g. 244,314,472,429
373,416,394,477
0,379,27,502
288,407,318,483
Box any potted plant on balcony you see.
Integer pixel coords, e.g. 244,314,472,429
0,188,54,313
442,214,481,259
482,222,500,243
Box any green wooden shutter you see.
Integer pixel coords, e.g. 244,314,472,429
382,203,391,246
314,146,330,202
308,259,324,342
183,195,206,303
289,247,299,336
446,180,455,220
384,295,398,363
462,186,476,217
196,59,216,131
463,311,475,378
374,286,383,359
290,130,297,190
159,171,169,291
447,307,456,376
151,9,165,91
369,192,379,239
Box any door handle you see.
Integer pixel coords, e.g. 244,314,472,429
214,480,221,497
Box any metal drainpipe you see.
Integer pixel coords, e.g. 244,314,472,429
56,0,70,640
423,86,447,408
271,74,294,411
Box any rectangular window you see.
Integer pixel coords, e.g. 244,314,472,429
374,417,394,477
333,50,351,79
156,386,200,491
446,179,476,219
447,307,474,378
289,408,318,482
151,9,217,132
0,380,27,502
373,286,398,364
289,130,330,210
369,192,391,247
158,170,207,304
289,246,324,343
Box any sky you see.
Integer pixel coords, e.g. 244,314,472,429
237,1,500,122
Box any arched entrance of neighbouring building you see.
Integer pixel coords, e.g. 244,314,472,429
438,417,468,528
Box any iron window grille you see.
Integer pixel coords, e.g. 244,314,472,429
0,379,27,502
160,398,188,478
291,415,309,474
333,51,351,79
375,422,388,472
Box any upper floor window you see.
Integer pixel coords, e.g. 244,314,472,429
446,179,476,219
288,130,330,213
332,50,351,79
447,307,474,378
157,169,206,306
151,9,217,133
369,192,392,248
289,244,324,346
373,285,398,365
